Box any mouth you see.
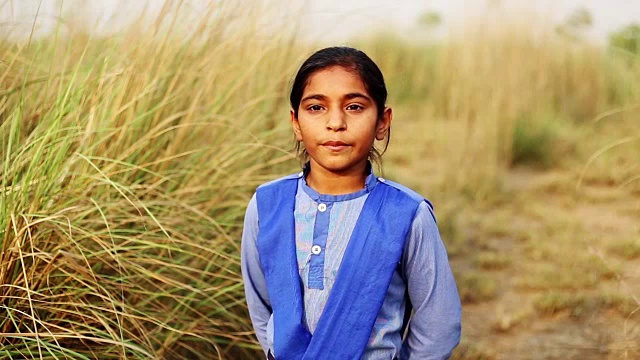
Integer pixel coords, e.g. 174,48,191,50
322,140,349,151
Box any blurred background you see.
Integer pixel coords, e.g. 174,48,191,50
1,0,639,358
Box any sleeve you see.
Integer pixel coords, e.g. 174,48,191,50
399,201,462,360
240,193,272,355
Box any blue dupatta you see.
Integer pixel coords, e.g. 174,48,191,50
256,175,421,359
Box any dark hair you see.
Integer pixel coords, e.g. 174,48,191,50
289,46,390,166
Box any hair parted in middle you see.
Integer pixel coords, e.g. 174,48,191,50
289,46,391,167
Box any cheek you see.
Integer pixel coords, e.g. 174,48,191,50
358,121,380,139
294,120,314,141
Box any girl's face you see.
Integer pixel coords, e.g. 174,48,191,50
291,66,391,178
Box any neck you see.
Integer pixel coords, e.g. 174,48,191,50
305,162,368,195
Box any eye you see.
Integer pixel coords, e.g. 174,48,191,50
307,104,324,112
346,104,364,111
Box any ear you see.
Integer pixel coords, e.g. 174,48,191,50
291,109,303,141
375,107,392,141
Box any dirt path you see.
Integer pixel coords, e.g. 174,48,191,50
383,105,640,359
452,168,640,359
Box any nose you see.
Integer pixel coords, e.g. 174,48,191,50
326,109,346,131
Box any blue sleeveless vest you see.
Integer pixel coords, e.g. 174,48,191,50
256,174,423,360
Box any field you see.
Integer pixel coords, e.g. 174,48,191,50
1,2,639,359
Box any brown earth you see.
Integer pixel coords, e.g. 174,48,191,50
452,169,640,360
385,107,640,359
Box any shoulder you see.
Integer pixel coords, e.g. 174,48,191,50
246,171,301,221
254,172,302,212
243,193,259,225
256,171,303,191
377,177,434,211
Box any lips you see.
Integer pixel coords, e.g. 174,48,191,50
322,140,349,151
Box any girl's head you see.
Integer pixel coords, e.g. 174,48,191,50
290,47,391,168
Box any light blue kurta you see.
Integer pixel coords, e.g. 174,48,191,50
241,170,461,359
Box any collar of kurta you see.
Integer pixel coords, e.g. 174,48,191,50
299,162,378,203
255,171,422,360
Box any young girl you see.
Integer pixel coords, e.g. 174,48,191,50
241,47,461,360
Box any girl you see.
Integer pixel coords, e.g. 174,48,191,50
241,47,461,360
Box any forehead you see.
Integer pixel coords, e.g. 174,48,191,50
303,66,368,96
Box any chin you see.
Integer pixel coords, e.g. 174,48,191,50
317,160,366,175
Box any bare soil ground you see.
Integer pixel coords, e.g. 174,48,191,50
385,107,640,359
453,169,640,359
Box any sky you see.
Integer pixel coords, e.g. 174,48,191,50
298,0,640,42
1,0,639,42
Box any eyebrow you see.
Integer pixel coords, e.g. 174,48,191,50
344,92,372,102
300,94,327,103
300,92,372,103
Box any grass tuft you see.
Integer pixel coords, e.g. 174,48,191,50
474,251,512,270
456,272,498,304
608,239,640,259
534,291,588,318
511,113,561,168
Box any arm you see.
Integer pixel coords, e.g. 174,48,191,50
240,193,272,355
400,202,462,360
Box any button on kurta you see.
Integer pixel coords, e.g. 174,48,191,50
311,245,322,255
318,203,327,212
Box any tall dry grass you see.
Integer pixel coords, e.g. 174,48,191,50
359,22,640,200
1,1,300,358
